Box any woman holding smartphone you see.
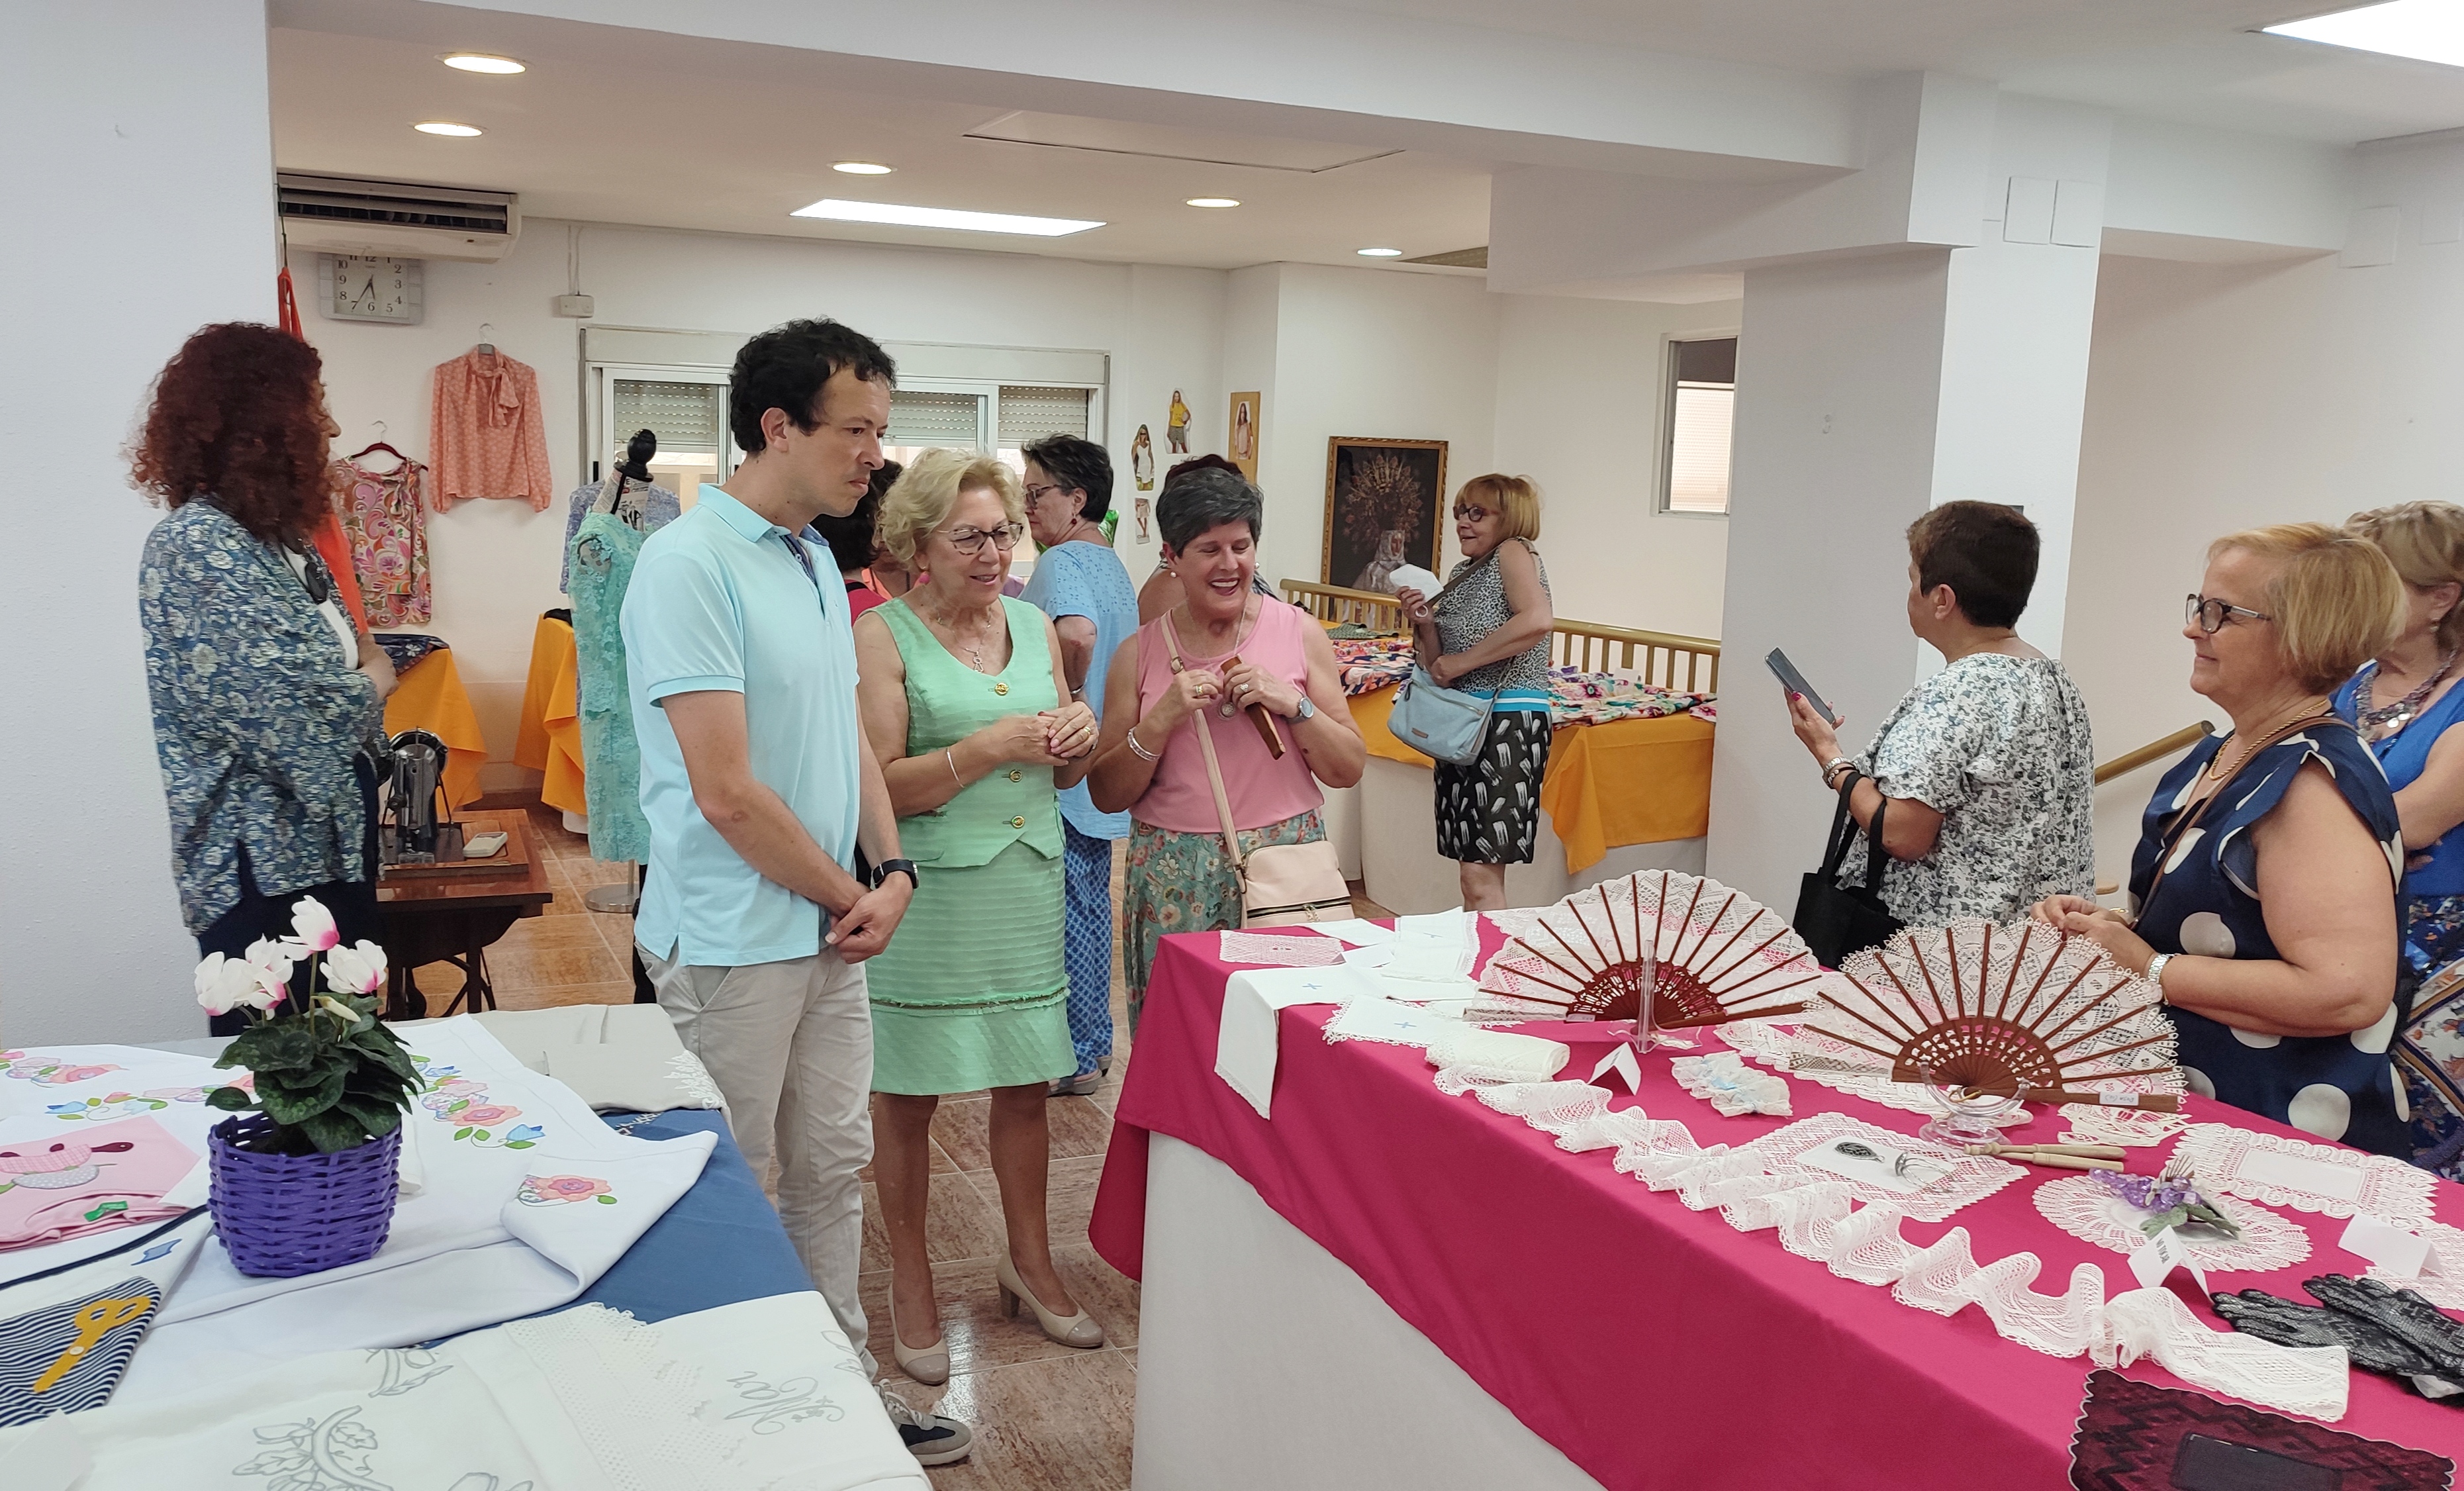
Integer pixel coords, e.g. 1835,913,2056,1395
1784,501,2096,928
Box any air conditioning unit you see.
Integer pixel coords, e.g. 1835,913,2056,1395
277,173,520,263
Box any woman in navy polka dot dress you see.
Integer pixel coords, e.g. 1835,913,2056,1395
2034,525,2410,1155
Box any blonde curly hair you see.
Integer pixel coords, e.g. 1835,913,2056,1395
875,448,1023,567
2346,501,2464,652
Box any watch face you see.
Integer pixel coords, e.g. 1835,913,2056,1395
325,255,422,322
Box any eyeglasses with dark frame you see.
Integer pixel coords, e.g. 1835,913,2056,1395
1452,505,1493,524
2185,593,2273,635
941,522,1027,555
1021,483,1065,510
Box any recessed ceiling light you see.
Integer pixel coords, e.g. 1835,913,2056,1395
790,198,1104,237
1356,246,1403,257
414,120,483,137
441,53,525,74
1186,197,1241,209
833,162,895,175
2265,1,2464,68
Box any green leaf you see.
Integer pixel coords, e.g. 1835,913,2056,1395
454,1127,473,1140
505,1141,534,1150
472,1130,490,1141
258,1066,348,1126
224,1022,322,1073
298,1108,371,1153
2142,1207,2191,1237
206,1085,258,1112
595,1194,617,1204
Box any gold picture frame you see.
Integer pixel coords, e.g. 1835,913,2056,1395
1227,391,1261,481
1322,437,1447,590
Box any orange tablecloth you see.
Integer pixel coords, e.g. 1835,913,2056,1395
1346,685,1714,873
513,616,587,818
382,648,486,809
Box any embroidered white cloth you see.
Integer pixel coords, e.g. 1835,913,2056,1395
1217,930,1347,967
1442,1075,2352,1419
1668,1051,1792,1116
0,1021,714,1402
1215,966,1368,1119
1378,910,1477,988
2172,1123,2438,1226
1424,1028,1569,1084
0,1294,931,1491
2031,1173,2310,1274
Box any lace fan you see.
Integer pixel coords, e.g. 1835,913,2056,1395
1476,871,1825,1028
1801,920,2183,1112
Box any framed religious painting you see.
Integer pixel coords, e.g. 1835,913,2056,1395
1323,437,1446,592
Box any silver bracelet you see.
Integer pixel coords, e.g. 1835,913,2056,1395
1124,726,1160,763
944,747,963,786
2144,952,2174,992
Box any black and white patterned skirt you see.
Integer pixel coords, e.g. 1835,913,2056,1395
1433,708,1553,865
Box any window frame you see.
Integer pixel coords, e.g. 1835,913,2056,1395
1656,329,1740,520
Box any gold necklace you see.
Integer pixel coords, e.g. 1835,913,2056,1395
2204,698,2327,782
921,599,998,672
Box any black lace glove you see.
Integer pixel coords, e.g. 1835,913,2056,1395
2210,1288,2440,1378
2306,1275,2464,1382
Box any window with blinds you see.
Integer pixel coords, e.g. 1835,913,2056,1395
1662,337,1736,515
996,385,1091,446
612,379,725,463
887,389,985,446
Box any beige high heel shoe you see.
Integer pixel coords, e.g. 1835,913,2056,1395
888,1297,950,1385
996,1254,1104,1348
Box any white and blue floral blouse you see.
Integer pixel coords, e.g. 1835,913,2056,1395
139,501,385,932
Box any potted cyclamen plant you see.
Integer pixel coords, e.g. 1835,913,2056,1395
194,895,421,1278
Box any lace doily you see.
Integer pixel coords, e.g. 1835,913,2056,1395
2171,1123,2438,1226
2363,1219,2464,1308
2031,1174,2310,1273
2055,1103,2187,1148
1436,1069,2355,1418
1716,1022,2030,1126
664,1051,726,1110
1219,930,1346,967
1738,1112,2023,1224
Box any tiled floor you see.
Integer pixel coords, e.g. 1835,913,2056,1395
425,796,1386,1488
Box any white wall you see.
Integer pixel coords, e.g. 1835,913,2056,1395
295,224,1231,782
1490,293,1739,637
0,0,277,1044
2067,132,2464,889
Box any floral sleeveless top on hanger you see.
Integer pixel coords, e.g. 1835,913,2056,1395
329,456,429,626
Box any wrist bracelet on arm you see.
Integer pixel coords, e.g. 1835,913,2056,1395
944,747,963,787
1823,755,1854,785
2144,952,2174,991
1125,726,1160,763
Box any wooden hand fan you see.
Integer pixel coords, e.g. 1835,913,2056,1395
1803,920,2183,1112
1476,871,1826,1028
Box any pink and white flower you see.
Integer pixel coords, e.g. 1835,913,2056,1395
284,896,340,956
455,1103,520,1127
238,938,293,1012
518,1174,613,1206
324,939,388,996
195,953,260,1017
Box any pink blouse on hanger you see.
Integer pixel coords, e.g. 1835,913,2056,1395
430,348,555,511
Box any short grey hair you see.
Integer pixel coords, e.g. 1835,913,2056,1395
1159,467,1263,552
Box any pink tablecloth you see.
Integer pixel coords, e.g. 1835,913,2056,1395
1089,926,2464,1490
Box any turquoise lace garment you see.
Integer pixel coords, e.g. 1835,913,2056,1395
569,510,651,863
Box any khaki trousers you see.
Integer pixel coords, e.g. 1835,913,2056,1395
643,944,876,1376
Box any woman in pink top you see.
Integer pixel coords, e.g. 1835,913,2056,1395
1088,467,1364,1028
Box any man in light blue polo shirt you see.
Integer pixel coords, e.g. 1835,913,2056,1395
622,318,969,1467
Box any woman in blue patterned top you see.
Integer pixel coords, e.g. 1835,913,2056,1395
131,324,397,1033
2035,525,2408,1153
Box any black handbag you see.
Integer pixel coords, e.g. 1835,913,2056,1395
1793,775,1903,969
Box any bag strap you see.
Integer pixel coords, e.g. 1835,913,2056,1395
1817,775,1862,879
1864,794,1891,894
2136,711,2338,923
1162,618,1250,881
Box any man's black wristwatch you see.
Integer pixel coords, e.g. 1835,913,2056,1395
870,858,920,892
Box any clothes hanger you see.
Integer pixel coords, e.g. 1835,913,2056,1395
476,322,496,356
347,419,408,467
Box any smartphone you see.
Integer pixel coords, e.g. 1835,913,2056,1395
1764,649,1836,725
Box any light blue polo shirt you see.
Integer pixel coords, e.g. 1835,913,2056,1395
622,485,863,967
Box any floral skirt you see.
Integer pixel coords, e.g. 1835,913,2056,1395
1122,808,1324,1034
2398,893,2464,1178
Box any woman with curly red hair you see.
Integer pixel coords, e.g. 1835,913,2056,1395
132,323,397,1033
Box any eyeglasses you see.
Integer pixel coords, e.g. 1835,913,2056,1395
942,522,1025,555
1021,483,1063,509
1452,505,1492,523
2186,593,2273,635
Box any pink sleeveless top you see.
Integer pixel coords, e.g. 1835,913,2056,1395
1131,599,1325,834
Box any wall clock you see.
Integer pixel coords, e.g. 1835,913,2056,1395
318,254,424,324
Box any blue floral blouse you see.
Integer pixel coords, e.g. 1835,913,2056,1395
138,501,385,932
2130,720,2408,1155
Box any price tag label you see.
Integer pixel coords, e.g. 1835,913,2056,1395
2339,1214,2434,1280
2128,1226,2209,1294
1589,1045,1642,1095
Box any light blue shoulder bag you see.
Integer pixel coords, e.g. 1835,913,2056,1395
1388,666,1493,765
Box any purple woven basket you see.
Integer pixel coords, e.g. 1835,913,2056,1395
207,1114,402,1278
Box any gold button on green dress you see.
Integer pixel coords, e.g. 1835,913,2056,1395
865,597,1072,1095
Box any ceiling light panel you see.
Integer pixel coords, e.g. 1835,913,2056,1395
832,162,894,175
414,120,483,136
791,198,1104,236
1186,197,1241,208
2265,1,2464,68
442,54,524,73
1356,246,1403,257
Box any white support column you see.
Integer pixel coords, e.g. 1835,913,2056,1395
0,0,277,1041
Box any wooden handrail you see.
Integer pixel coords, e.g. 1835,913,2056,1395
1279,579,1722,695
2094,721,2215,786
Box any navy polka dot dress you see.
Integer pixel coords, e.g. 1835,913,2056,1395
2128,720,2409,1155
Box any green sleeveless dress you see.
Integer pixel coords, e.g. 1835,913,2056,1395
866,597,1074,1094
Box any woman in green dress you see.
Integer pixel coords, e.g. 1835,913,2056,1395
854,449,1106,1384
